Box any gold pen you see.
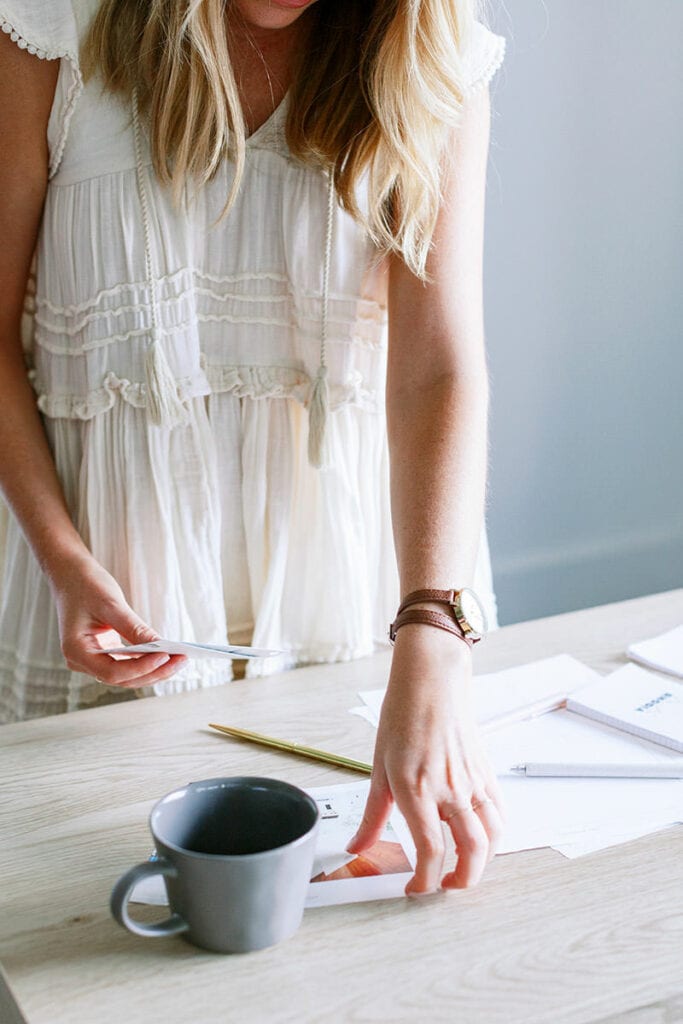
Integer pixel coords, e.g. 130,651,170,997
208,723,373,775
209,695,567,774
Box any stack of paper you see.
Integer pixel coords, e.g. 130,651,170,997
627,624,683,679
352,653,601,729
566,662,683,752
484,707,682,856
352,654,682,860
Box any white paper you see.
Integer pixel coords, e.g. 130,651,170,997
130,781,417,910
358,653,602,729
565,663,683,753
349,706,380,727
486,712,683,856
495,774,682,857
551,820,679,858
101,639,284,660
483,707,683,776
627,624,683,679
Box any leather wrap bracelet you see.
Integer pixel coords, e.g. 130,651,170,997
389,607,476,648
388,587,483,648
395,588,466,617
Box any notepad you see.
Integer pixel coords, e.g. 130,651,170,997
566,663,683,753
627,624,683,679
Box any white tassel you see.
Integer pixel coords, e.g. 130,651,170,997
307,365,330,469
145,340,189,427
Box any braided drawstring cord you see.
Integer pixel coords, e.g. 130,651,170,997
131,87,188,428
307,169,336,469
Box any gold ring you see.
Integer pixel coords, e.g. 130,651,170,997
443,805,474,821
472,797,493,811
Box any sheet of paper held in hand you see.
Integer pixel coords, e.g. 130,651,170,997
101,640,285,660
131,781,417,910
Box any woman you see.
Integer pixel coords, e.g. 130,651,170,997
0,0,506,893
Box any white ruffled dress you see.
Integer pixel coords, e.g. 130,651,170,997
0,0,506,722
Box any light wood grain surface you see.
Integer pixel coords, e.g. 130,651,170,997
1,589,682,1024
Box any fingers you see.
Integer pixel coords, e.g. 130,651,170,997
441,793,506,889
345,766,393,854
94,653,188,689
103,603,161,647
61,597,189,687
64,637,187,687
479,798,505,864
399,794,447,895
480,764,507,820
481,772,507,862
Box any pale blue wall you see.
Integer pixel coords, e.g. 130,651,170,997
483,0,683,624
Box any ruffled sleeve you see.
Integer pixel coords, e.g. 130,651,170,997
0,0,83,179
462,20,507,97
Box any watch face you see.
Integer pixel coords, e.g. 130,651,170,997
457,588,488,637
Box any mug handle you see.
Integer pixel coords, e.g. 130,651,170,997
110,859,189,939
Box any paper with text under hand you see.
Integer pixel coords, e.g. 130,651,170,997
100,639,285,660
130,781,417,910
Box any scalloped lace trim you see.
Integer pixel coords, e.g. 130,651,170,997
0,18,54,59
466,33,507,96
49,54,82,179
0,15,83,178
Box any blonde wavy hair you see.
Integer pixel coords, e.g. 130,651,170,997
82,0,481,281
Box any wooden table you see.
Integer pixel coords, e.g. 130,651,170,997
1,589,682,1024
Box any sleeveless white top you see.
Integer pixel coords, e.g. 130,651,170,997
0,0,506,722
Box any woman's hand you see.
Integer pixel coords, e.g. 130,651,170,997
48,551,187,688
346,624,506,893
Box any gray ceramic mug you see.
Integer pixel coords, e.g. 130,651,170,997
110,776,320,954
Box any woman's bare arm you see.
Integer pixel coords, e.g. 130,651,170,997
0,32,84,578
347,85,506,892
0,35,185,687
386,88,492,595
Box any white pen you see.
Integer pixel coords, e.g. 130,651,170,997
510,762,683,779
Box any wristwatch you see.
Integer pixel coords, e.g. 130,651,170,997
389,587,489,648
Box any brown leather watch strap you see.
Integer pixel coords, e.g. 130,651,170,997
388,608,478,648
396,588,460,617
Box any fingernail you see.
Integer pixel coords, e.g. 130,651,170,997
405,882,439,898
153,655,170,668
406,887,438,899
